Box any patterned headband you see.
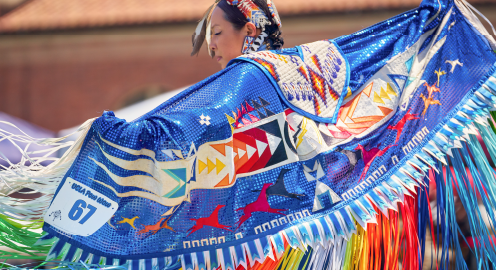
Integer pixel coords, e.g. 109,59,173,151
191,0,281,56
226,0,282,30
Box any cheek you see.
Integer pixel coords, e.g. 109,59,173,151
224,35,243,57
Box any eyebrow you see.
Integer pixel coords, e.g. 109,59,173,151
211,24,220,28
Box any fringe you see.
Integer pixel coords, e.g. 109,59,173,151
0,118,95,261
4,69,496,270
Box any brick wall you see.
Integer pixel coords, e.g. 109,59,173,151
0,5,495,131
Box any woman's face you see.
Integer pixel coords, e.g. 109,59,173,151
209,7,257,69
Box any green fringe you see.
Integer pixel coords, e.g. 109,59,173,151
0,214,54,262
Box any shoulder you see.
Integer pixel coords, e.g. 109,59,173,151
230,40,350,124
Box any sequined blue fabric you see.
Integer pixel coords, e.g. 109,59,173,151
42,0,496,263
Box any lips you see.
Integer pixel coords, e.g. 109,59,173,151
216,56,222,62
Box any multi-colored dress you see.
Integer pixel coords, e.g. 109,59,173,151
2,0,496,269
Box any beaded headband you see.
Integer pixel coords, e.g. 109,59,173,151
226,0,281,30
191,0,282,56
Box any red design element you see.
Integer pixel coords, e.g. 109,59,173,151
284,108,295,117
297,66,310,81
313,95,321,115
235,183,286,229
328,84,339,101
310,55,323,73
355,144,395,181
235,0,259,21
241,117,252,125
241,104,247,115
309,68,327,104
245,101,255,113
247,113,259,122
253,58,279,81
387,109,419,143
138,216,175,235
187,205,232,236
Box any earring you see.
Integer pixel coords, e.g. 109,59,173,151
241,36,255,54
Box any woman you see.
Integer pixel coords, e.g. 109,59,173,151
196,0,284,69
2,0,496,269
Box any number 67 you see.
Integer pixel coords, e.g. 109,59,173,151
68,199,97,224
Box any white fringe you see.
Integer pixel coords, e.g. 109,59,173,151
0,118,96,221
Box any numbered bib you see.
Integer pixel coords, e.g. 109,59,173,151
44,178,118,236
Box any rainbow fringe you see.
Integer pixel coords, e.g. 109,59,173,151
4,69,496,270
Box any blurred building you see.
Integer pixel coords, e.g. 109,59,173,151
0,0,494,131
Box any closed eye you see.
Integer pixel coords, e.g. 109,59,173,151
214,31,222,36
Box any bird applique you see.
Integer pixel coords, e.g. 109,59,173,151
117,216,139,230
387,109,420,143
446,59,463,73
420,82,442,116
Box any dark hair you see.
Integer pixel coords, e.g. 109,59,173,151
217,0,284,50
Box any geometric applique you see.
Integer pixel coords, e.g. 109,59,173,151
253,58,279,81
238,40,349,121
163,168,187,198
386,83,397,97
198,158,225,175
387,74,408,93
373,92,385,104
303,160,325,182
233,119,287,175
405,77,416,88
226,98,275,132
405,54,415,74
312,180,342,212
242,36,255,54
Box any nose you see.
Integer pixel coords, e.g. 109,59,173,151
210,41,216,52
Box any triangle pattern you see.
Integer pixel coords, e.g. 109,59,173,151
362,82,374,97
264,107,276,117
405,77,416,88
405,55,415,73
172,149,184,159
162,149,174,159
386,83,397,97
211,143,227,156
207,158,216,173
214,174,231,188
238,149,246,158
216,158,226,174
259,97,270,107
379,87,391,100
246,145,257,159
255,140,268,156
164,168,187,182
198,160,207,174
373,92,385,104
245,101,255,112
266,133,282,155
378,106,394,116
169,183,186,198
252,100,263,110
257,109,267,119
